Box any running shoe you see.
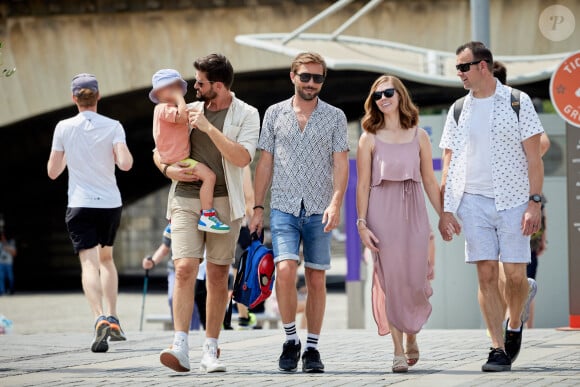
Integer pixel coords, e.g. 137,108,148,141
482,347,511,372
107,315,127,341
198,210,230,234
504,318,523,363
238,313,258,330
160,345,190,372
91,315,110,353
278,341,301,372
200,342,226,373
302,347,325,373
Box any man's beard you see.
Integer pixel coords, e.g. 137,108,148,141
297,86,319,101
197,88,218,102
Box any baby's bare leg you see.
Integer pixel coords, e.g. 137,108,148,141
192,162,216,210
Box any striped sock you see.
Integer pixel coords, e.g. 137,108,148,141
306,333,319,350
283,322,299,344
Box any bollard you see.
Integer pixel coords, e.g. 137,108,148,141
345,158,365,328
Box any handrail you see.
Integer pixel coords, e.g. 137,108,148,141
235,32,570,87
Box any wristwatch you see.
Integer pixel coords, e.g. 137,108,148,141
529,194,542,203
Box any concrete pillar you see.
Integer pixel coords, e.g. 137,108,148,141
470,0,490,46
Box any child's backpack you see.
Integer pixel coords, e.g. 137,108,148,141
233,232,275,309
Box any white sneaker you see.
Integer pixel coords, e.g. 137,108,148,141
200,343,226,373
521,278,538,324
160,345,190,372
198,210,230,234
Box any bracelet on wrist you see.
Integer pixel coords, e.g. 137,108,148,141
253,205,265,211
147,256,156,267
162,164,170,178
356,218,367,227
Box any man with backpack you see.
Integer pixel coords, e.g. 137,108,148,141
438,42,545,372
250,52,349,373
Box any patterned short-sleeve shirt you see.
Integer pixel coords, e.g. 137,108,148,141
439,80,544,213
258,97,349,216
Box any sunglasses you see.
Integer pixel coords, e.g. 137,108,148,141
455,59,489,73
295,72,325,84
195,79,215,87
372,88,396,100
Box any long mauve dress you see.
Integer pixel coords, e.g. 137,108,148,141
366,129,433,335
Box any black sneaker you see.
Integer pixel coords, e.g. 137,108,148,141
107,315,127,342
302,348,325,373
278,341,301,372
91,316,110,353
504,319,523,363
482,347,511,372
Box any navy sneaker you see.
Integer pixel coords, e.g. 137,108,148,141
302,348,325,373
278,341,301,372
481,347,511,372
107,315,127,342
505,319,523,363
91,315,110,353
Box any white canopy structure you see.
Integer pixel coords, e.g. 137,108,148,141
235,0,571,87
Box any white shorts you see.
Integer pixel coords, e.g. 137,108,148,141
457,193,531,264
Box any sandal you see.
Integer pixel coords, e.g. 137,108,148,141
392,355,408,373
405,342,420,367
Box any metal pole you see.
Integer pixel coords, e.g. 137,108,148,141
331,0,384,40
282,0,355,45
345,158,365,328
470,0,490,46
345,158,361,282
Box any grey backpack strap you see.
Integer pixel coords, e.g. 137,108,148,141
453,96,466,125
454,89,521,125
510,88,521,121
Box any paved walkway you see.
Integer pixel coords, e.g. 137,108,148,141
1,328,579,386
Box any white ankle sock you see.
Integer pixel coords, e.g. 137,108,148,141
305,333,319,350
205,337,218,348
173,331,188,349
283,322,300,344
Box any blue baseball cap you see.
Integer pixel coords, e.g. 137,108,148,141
71,73,98,96
149,69,188,104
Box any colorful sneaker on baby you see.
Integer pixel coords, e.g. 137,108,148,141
198,209,230,234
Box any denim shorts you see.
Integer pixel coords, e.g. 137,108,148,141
457,193,531,264
270,208,332,270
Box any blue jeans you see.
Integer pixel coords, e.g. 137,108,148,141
270,208,332,270
0,263,14,294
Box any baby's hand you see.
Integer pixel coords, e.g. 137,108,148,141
171,90,185,102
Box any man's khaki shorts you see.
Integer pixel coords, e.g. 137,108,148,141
170,195,241,265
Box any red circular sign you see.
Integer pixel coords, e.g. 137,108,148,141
550,51,580,128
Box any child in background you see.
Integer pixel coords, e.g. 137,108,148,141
150,69,229,234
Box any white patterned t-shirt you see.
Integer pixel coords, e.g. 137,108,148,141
439,80,544,213
258,97,349,216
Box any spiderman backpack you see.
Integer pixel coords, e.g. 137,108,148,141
233,232,275,309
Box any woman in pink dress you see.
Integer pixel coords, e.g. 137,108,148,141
356,75,443,373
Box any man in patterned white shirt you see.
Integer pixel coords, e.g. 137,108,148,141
250,52,349,374
439,42,544,373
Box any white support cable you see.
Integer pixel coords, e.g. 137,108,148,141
330,0,384,40
281,0,355,45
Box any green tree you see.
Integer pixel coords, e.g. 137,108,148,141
0,42,16,78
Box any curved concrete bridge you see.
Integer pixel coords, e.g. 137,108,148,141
1,0,578,126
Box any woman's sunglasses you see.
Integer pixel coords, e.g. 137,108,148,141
372,88,396,100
